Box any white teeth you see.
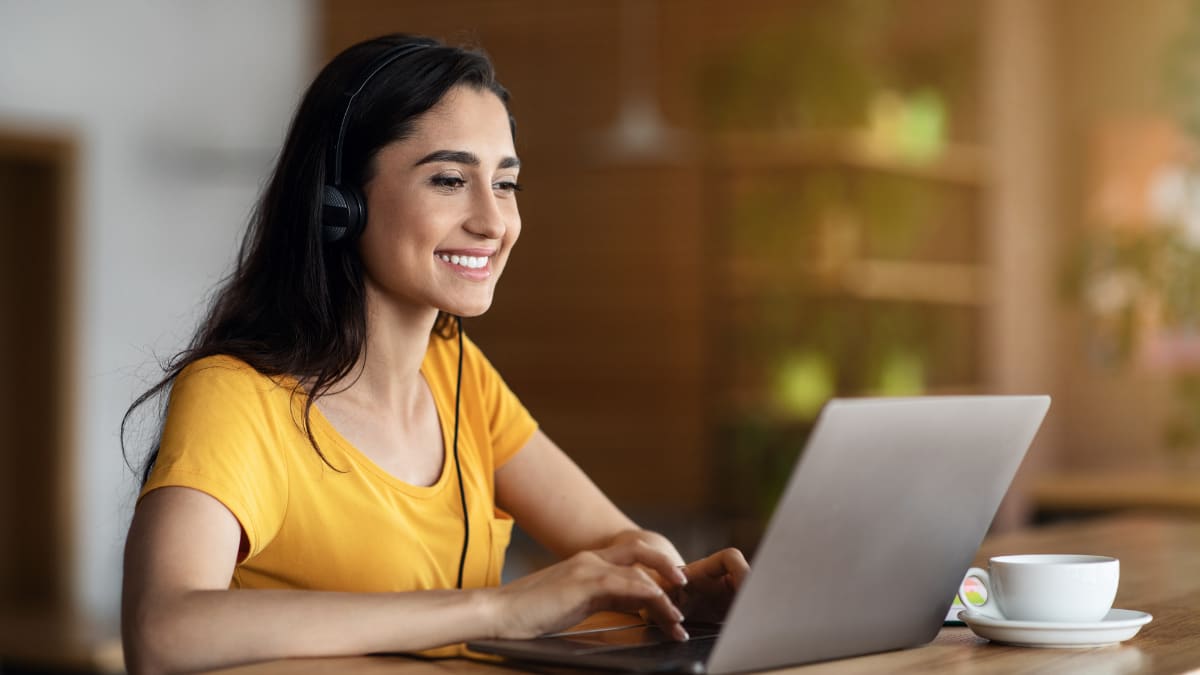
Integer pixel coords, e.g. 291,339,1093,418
437,254,488,269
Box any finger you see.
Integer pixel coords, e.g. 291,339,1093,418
634,595,689,642
632,600,688,641
591,563,670,602
639,590,688,641
595,569,687,641
685,548,749,584
717,548,750,589
596,539,688,587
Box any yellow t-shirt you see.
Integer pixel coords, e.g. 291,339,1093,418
141,333,538,596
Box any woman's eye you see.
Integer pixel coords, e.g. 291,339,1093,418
494,180,523,193
431,175,466,189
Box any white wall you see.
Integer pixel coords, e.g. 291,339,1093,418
0,0,316,620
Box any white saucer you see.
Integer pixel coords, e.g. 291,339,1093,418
958,608,1152,648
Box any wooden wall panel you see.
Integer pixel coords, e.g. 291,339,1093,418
0,132,74,610
320,1,999,519
319,1,739,511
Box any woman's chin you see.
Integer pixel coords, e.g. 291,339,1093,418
444,298,494,319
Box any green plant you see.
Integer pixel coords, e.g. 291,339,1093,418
1066,2,1200,464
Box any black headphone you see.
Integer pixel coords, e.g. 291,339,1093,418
321,43,429,243
323,42,473,591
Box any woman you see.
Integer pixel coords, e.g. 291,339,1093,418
121,33,747,675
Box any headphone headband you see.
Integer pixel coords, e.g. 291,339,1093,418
328,42,429,186
322,42,430,243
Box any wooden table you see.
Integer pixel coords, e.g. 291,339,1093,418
206,514,1200,674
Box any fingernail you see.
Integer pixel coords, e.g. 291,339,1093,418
679,627,690,641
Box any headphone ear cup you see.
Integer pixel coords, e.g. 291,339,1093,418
321,184,367,243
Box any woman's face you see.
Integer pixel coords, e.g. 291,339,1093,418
359,85,520,319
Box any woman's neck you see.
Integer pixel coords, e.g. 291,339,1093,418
328,288,440,414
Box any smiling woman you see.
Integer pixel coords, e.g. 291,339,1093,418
358,90,521,319
119,34,747,675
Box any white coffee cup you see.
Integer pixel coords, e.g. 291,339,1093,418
957,554,1119,623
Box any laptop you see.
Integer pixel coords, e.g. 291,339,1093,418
469,395,1050,673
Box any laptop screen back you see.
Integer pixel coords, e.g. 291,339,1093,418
707,395,1049,674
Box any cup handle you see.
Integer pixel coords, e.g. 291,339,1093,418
958,567,1003,620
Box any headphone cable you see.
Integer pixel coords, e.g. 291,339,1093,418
453,315,469,589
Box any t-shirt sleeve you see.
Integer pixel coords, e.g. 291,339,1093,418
139,357,289,560
463,338,538,468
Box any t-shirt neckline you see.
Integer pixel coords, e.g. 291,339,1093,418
293,364,455,499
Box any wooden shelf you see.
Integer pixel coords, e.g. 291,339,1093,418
707,123,991,476
1031,471,1200,514
726,258,985,306
720,383,985,421
707,130,987,186
843,259,983,305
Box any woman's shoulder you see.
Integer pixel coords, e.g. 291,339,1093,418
174,354,294,401
179,353,256,375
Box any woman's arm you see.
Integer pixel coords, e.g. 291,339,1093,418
122,486,685,675
495,430,750,623
495,429,680,559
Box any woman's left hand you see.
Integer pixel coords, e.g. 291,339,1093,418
605,530,750,625
673,548,750,623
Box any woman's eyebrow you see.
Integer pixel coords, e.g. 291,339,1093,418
414,149,521,169
415,149,476,166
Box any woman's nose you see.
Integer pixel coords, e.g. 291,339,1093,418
466,189,508,239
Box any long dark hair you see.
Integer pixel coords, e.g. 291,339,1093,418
122,34,514,485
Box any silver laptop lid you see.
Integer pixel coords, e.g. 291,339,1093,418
707,395,1050,674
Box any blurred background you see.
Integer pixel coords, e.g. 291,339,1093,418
5,0,1200,671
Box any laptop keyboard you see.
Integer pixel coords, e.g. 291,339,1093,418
469,623,722,674
609,635,716,660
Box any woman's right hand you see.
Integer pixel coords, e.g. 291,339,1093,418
489,537,691,641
